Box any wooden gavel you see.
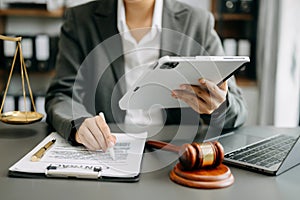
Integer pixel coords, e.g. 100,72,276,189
146,140,224,170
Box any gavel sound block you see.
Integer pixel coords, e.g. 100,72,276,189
146,140,234,189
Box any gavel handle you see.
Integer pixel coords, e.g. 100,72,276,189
146,140,181,153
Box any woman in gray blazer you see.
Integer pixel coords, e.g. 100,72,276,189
45,0,247,150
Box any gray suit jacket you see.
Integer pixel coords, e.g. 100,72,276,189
45,0,247,142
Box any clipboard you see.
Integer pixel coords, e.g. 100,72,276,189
119,56,250,110
8,132,147,182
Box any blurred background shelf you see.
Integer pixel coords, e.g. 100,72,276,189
214,13,254,21
211,0,258,81
0,7,64,18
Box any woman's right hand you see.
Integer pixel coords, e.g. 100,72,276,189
75,116,116,151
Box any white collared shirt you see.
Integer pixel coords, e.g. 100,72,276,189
117,0,164,125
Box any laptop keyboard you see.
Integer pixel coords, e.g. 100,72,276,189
224,135,296,168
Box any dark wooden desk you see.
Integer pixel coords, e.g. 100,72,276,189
0,122,299,200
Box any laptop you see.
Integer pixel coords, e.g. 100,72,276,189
205,126,300,175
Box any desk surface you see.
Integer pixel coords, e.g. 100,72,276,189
0,122,299,200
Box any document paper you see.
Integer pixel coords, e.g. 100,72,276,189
9,132,147,178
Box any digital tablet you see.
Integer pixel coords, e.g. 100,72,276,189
119,56,250,110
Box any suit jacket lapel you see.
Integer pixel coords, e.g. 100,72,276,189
93,0,126,95
161,0,192,57
93,0,126,122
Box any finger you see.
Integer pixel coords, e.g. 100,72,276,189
75,131,82,143
173,88,222,114
205,79,227,93
85,117,107,150
179,82,215,106
95,116,113,151
218,80,228,91
78,125,99,150
180,84,209,100
109,134,117,146
199,79,226,101
172,89,208,113
106,135,117,148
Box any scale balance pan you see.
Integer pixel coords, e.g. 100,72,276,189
0,111,44,124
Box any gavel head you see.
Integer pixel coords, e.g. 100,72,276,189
178,141,224,170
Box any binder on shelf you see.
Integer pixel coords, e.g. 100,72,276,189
4,0,64,11
35,35,59,71
35,35,50,71
237,39,251,56
239,0,254,13
220,0,255,14
0,39,5,69
220,0,239,13
1,34,59,72
3,35,17,71
2,35,35,71
21,36,35,71
223,38,237,56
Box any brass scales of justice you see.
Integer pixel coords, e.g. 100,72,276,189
0,35,43,124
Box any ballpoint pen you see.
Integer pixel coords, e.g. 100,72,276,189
31,139,56,162
99,112,116,160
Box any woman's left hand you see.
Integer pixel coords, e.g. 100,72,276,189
171,78,228,114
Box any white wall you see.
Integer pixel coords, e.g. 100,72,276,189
274,0,300,127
